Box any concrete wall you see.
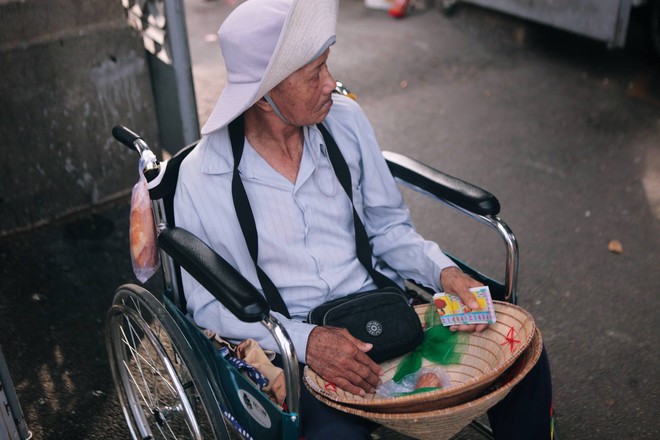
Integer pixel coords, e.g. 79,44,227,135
0,0,160,236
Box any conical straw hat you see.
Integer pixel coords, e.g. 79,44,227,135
307,328,543,440
304,301,536,413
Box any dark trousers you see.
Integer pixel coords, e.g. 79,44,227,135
283,346,555,440
487,347,555,440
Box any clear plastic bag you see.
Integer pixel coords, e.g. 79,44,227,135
376,366,452,397
129,159,160,283
375,302,466,398
388,302,466,382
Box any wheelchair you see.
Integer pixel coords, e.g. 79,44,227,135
105,88,519,440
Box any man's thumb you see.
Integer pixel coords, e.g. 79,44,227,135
358,341,373,353
339,328,373,352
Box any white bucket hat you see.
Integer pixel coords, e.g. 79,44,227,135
201,0,339,135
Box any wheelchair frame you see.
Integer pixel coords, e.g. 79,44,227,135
105,117,520,439
0,345,32,440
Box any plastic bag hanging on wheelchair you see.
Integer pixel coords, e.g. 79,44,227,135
129,159,160,282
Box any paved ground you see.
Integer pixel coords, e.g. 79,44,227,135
1,0,659,439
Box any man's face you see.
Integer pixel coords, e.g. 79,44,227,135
268,49,336,127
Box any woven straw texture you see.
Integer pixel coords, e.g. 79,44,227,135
308,328,543,440
304,301,536,413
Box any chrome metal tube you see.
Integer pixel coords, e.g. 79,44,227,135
261,316,300,416
151,198,183,306
152,198,167,232
487,215,519,304
133,138,151,156
469,419,494,439
395,180,519,303
0,345,31,440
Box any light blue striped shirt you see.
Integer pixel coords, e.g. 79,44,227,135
174,94,455,362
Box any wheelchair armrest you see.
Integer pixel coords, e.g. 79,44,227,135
158,227,270,323
383,151,501,216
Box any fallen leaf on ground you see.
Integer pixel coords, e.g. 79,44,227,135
608,240,623,254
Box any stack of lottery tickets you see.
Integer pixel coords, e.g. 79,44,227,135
433,286,497,326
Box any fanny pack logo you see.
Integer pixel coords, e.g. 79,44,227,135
366,320,383,336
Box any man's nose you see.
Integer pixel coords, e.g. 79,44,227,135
323,68,336,93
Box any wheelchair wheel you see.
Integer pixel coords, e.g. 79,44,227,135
106,284,231,440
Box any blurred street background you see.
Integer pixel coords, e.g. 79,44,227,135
1,0,659,438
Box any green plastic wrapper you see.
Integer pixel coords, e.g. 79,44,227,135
393,303,466,382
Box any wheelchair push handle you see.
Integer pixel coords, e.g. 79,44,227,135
112,125,155,159
112,125,142,150
112,126,160,182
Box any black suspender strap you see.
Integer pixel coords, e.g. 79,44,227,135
229,115,291,318
316,123,401,292
228,117,400,319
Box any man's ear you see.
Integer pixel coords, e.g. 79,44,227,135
254,96,272,112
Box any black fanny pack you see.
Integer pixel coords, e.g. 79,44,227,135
307,287,423,363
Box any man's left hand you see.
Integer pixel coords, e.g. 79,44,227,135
440,266,489,333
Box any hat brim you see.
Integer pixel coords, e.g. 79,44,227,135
201,80,260,136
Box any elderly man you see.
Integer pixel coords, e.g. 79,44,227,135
174,0,554,438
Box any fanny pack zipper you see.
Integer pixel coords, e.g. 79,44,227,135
307,290,410,325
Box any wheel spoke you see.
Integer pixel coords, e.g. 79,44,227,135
107,287,230,440
120,319,198,438
120,321,159,407
119,337,191,438
120,321,179,398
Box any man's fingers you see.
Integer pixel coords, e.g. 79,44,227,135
323,362,380,394
350,353,383,387
455,291,479,310
339,339,383,386
309,358,369,396
306,326,383,393
440,267,484,310
449,323,488,332
440,269,492,334
332,376,370,396
337,328,384,377
343,368,379,394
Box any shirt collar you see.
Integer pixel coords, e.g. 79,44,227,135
200,124,328,176
200,127,233,175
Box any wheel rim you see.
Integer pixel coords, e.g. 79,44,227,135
106,286,232,440
109,306,205,439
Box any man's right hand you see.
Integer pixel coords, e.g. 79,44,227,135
305,326,384,396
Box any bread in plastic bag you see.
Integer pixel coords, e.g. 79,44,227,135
129,159,160,283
